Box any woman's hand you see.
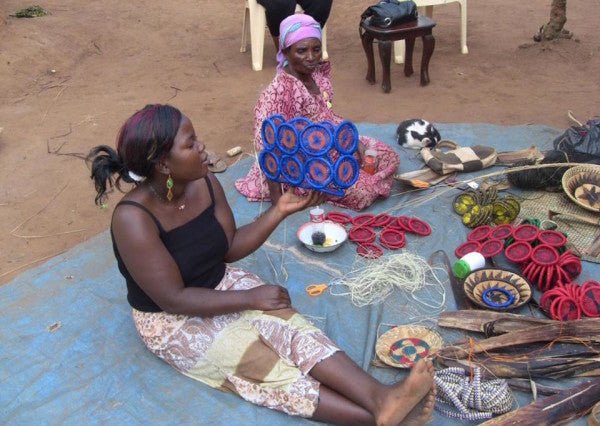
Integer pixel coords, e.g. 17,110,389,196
275,189,326,217
247,285,292,311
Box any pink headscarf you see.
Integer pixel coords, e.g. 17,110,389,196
276,13,322,68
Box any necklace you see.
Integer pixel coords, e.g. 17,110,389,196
147,183,186,211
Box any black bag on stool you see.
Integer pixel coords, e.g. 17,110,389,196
361,0,418,28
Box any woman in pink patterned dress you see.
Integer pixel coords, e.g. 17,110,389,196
235,14,400,211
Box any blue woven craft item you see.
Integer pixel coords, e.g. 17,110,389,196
276,123,300,155
259,150,280,181
258,115,360,196
335,121,360,154
281,155,304,186
301,124,333,156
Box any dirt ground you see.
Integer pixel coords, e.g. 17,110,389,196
0,0,598,284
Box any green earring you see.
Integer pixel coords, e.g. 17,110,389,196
166,175,174,201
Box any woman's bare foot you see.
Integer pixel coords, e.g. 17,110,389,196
375,359,435,426
401,385,437,426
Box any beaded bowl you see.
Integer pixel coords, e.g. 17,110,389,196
463,268,532,311
376,325,443,369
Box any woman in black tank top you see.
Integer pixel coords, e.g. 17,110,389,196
87,104,435,425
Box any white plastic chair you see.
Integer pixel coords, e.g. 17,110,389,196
241,0,328,71
393,0,467,64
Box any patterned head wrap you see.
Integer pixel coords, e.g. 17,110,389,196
276,14,322,68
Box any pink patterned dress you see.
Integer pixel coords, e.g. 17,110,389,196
235,62,400,211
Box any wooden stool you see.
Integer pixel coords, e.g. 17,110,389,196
360,16,436,93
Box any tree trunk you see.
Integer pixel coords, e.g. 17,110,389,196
534,0,572,42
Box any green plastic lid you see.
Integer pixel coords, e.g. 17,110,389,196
453,260,471,279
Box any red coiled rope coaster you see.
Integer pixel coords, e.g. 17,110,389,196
553,297,582,321
356,242,383,259
479,239,503,258
384,221,405,232
537,230,567,248
352,214,375,227
395,216,412,231
504,241,532,264
408,218,432,236
489,224,513,241
531,244,560,267
540,286,567,313
523,262,543,289
454,241,482,258
348,226,376,244
467,225,492,242
325,211,353,225
513,224,539,243
558,251,582,279
371,213,394,228
580,280,600,318
380,228,406,249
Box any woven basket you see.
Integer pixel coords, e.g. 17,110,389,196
590,400,600,426
375,325,443,369
561,164,600,213
463,268,532,310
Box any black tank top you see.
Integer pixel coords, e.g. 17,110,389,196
111,177,229,312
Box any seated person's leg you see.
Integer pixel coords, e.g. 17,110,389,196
297,0,333,29
257,0,297,37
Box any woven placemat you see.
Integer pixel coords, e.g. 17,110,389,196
517,191,600,264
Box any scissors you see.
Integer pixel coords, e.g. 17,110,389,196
306,283,328,297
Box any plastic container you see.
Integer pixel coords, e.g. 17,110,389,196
362,149,378,175
310,207,325,233
453,252,486,279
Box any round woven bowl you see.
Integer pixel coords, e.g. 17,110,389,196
376,325,443,369
561,164,600,212
589,400,600,426
463,268,532,310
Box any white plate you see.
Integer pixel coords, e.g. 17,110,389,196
297,221,348,253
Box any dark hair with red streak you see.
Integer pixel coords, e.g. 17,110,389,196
87,104,182,205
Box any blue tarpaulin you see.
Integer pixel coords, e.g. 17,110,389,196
1,123,597,425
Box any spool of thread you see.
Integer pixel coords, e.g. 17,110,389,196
363,149,378,175
453,252,486,279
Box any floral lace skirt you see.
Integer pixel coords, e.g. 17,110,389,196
132,266,340,418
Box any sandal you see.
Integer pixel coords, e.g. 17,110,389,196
206,151,227,173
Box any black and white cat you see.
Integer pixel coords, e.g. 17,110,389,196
396,119,441,149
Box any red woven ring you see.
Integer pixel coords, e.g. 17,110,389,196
380,228,406,249
489,224,513,240
325,211,353,225
395,216,412,232
504,241,532,264
408,218,432,236
454,241,482,259
348,226,376,244
352,214,375,227
371,213,394,228
467,225,492,242
356,242,383,259
479,239,504,258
